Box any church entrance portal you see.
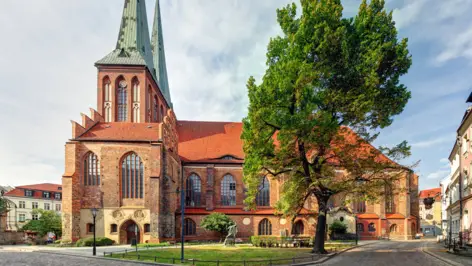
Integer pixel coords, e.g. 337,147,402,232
120,220,140,244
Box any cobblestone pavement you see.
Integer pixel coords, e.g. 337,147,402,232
423,239,472,266
0,251,145,266
318,240,451,266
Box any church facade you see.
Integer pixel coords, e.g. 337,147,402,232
61,0,419,244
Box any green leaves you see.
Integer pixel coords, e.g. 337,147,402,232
21,209,61,237
200,213,235,236
242,0,412,214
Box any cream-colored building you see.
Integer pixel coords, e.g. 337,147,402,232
4,183,62,231
419,188,442,236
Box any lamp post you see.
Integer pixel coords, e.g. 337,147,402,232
91,208,98,256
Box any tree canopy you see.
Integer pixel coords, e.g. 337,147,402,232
242,0,412,253
22,209,62,238
200,213,235,240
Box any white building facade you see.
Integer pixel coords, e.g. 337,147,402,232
4,183,62,231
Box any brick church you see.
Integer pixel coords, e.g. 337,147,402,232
62,0,419,244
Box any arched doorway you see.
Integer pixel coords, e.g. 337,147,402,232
120,220,141,244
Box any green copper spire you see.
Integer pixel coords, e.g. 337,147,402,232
96,0,155,71
151,0,172,107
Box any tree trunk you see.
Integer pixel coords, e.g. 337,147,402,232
312,196,328,254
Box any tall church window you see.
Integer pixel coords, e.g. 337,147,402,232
83,152,100,186
116,79,128,121
256,176,270,206
353,200,366,213
184,218,196,235
147,87,152,121
221,174,236,206
160,105,165,121
121,152,144,199
132,78,140,123
292,220,304,235
186,174,201,206
153,96,158,122
103,77,112,122
385,187,394,213
258,218,272,235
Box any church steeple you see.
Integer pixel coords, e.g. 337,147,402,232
96,0,154,72
151,0,172,107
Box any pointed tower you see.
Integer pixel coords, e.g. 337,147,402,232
151,0,172,107
96,0,154,70
95,0,172,123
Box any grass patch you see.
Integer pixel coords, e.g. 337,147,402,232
109,244,354,265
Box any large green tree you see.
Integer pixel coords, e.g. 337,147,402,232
22,209,62,238
200,213,235,241
242,0,412,253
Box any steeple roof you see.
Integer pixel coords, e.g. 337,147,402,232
96,0,155,72
151,0,172,106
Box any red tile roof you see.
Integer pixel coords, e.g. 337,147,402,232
357,213,379,219
4,183,62,199
419,188,441,200
177,121,244,162
386,213,406,219
76,122,160,141
179,208,314,215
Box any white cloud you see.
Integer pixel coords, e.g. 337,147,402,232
411,136,452,148
427,169,450,179
439,158,450,164
392,0,427,29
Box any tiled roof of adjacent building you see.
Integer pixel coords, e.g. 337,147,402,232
177,120,244,162
419,187,441,200
4,183,62,199
75,122,160,142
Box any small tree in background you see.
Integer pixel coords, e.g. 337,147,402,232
200,213,235,241
22,209,62,238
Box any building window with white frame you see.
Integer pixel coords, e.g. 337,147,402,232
43,192,50,198
19,214,26,222
32,202,38,209
55,204,61,212
55,193,61,200
44,203,50,210
32,214,39,220
25,190,33,197
19,201,25,209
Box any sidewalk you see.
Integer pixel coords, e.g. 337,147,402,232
422,240,472,266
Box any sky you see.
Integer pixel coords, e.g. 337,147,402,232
0,0,471,190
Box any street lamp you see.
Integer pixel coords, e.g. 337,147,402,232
91,208,98,256
355,215,358,245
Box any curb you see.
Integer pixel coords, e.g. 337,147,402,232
35,251,177,266
421,246,463,266
289,243,373,266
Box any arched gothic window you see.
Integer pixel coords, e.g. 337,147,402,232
116,79,128,121
147,87,152,121
353,200,366,213
186,174,201,206
132,78,140,122
103,77,112,122
292,220,304,235
160,105,164,121
153,96,158,122
256,176,270,206
184,218,196,235
357,223,364,232
258,218,272,235
221,174,236,206
390,224,397,233
385,185,394,213
121,153,144,199
83,152,100,186
368,223,376,232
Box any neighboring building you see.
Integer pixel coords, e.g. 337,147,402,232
419,188,442,236
3,183,62,231
445,92,472,244
61,0,419,244
440,174,451,238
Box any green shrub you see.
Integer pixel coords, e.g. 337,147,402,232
137,242,170,248
329,220,347,234
75,237,114,247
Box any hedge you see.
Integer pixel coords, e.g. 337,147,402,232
250,236,312,247
75,237,114,247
